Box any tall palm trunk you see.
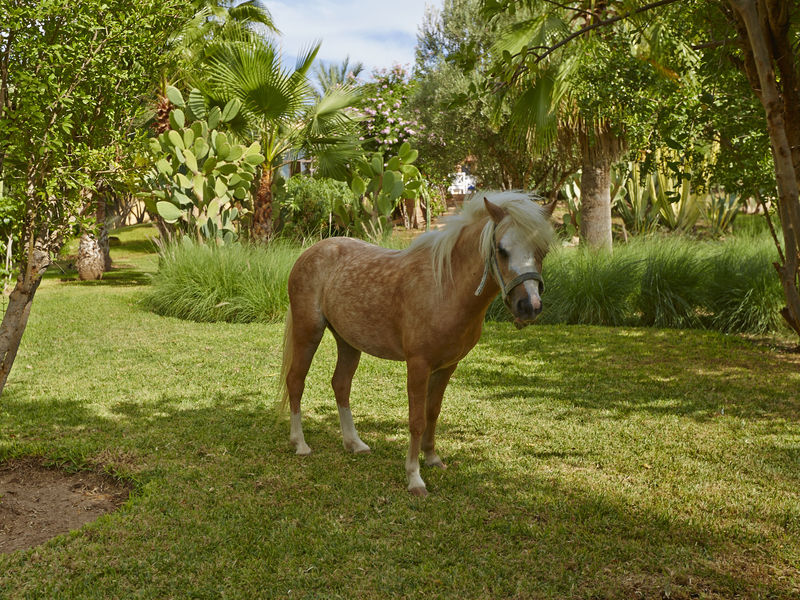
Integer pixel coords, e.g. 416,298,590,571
579,126,623,251
252,167,274,241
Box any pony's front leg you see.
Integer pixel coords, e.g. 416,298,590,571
422,364,457,469
405,357,431,496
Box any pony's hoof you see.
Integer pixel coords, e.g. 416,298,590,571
294,443,312,456
425,456,447,469
408,486,428,497
344,439,371,454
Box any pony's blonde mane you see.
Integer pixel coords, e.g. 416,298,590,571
408,190,555,291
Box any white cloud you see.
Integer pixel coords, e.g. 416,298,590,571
267,0,438,74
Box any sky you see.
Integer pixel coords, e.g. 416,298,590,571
266,0,439,75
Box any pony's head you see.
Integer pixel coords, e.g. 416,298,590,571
478,192,555,328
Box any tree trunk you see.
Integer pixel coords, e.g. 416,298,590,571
579,127,622,251
0,246,50,394
94,193,111,271
76,234,105,281
252,167,274,241
730,0,800,337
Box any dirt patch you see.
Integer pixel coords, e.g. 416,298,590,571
0,458,130,554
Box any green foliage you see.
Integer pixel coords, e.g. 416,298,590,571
143,88,264,244
651,170,701,233
412,0,578,190
560,175,582,239
276,175,355,240
334,142,424,240
143,238,301,323
0,0,184,260
610,162,744,237
701,191,742,237
614,163,661,235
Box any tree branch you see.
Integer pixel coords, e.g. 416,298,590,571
540,0,593,18
523,0,684,66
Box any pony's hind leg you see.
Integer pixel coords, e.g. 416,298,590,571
285,310,326,456
331,332,370,454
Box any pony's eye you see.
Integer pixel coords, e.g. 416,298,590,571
497,245,509,259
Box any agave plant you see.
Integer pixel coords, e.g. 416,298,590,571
651,170,701,232
613,162,661,235
701,191,742,237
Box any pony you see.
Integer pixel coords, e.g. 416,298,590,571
279,191,555,496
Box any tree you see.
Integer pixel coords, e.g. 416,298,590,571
723,0,800,337
483,0,697,249
313,56,365,96
483,0,800,337
413,0,580,192
0,0,184,394
200,36,362,240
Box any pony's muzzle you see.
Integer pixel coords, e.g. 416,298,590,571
509,290,542,328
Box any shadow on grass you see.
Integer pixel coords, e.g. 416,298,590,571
43,261,152,287
454,324,800,422
1,388,796,598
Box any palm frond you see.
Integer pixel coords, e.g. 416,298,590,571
206,38,311,123
228,0,279,33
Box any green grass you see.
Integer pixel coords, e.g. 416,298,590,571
1,254,799,598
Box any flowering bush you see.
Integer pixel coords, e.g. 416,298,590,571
359,65,423,157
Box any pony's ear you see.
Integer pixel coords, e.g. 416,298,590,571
484,197,507,223
543,198,557,218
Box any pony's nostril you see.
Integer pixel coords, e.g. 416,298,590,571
516,297,533,317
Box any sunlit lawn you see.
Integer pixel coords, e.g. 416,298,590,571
1,227,799,599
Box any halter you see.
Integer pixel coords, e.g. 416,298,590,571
474,222,544,306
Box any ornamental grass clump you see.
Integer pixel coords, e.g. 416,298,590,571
144,240,301,323
537,246,642,326
704,235,786,334
634,236,709,329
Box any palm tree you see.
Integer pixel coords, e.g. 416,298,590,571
313,56,365,95
154,0,278,133
201,36,362,240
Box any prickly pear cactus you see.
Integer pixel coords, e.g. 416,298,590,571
144,86,265,244
333,142,423,240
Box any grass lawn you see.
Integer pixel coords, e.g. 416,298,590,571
1,226,799,598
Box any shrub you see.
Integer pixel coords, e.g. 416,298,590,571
277,175,354,240
143,239,302,323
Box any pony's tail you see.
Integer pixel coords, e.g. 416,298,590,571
278,306,293,412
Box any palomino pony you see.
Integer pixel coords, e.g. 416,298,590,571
279,191,555,496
